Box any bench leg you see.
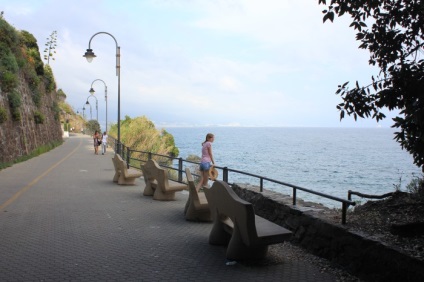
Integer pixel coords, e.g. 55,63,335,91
226,224,268,260
184,195,191,215
143,182,154,196
209,219,231,245
185,200,212,222
113,171,120,183
153,189,176,201
118,176,137,185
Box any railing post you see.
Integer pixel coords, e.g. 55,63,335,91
260,177,264,192
348,190,352,201
223,167,228,182
148,152,152,160
342,202,347,224
293,188,297,205
178,158,183,182
126,147,131,169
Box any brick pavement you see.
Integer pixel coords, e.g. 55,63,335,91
0,134,338,281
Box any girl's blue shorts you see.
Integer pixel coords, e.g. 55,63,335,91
200,162,211,171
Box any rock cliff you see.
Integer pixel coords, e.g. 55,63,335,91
0,16,62,164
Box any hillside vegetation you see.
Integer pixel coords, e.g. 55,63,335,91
108,116,179,164
1,14,179,169
0,14,62,165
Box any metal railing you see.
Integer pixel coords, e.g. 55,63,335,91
109,136,356,224
348,190,395,201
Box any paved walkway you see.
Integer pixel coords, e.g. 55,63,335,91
0,134,339,281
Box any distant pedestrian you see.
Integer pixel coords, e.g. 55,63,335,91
196,133,215,191
93,130,100,155
101,131,108,155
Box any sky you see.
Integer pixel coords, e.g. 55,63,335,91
1,0,397,129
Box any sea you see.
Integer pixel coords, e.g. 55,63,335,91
165,127,423,208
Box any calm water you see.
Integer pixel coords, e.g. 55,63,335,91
165,127,422,208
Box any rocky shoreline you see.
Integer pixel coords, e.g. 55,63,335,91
233,183,424,281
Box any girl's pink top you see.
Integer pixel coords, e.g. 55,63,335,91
201,141,212,163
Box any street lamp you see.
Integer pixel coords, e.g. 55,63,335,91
86,94,98,121
89,79,107,132
77,106,86,119
85,101,93,120
84,32,121,154
76,107,85,119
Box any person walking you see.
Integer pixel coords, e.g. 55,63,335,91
196,133,215,191
93,130,100,155
101,131,108,155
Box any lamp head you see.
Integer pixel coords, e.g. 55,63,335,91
86,101,89,105
83,49,96,63
89,88,95,95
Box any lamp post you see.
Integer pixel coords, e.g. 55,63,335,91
89,79,107,132
83,32,121,154
86,94,98,121
76,107,85,119
85,101,92,120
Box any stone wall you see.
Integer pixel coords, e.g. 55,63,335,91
0,74,62,164
233,183,424,282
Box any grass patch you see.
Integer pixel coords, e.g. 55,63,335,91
0,140,63,170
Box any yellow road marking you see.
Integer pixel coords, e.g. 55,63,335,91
0,139,82,211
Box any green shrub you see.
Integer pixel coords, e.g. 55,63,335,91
11,109,21,121
57,88,67,99
0,106,7,123
161,129,179,157
108,115,180,162
32,89,42,107
19,30,38,49
26,67,40,91
0,42,19,73
20,31,44,76
0,70,18,92
44,65,56,92
7,90,21,121
86,119,101,135
26,47,44,76
8,89,21,108
406,175,424,202
0,17,19,48
52,101,60,121
34,111,45,124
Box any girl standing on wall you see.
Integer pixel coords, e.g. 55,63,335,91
196,133,215,191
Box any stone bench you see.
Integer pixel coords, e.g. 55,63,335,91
140,161,158,196
141,159,186,201
184,168,211,222
115,154,142,185
204,180,292,260
112,155,120,183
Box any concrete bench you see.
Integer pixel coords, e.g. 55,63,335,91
204,180,292,260
115,154,143,185
140,161,158,196
142,159,187,201
184,168,212,222
112,155,120,183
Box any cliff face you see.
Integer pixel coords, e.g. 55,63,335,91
0,17,62,164
0,76,62,163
